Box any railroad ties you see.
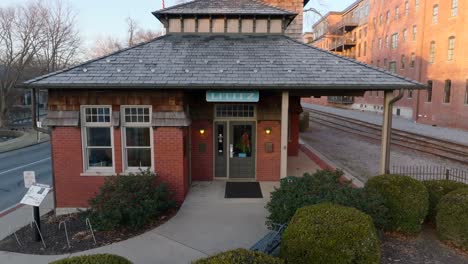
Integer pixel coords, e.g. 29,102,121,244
303,107,468,166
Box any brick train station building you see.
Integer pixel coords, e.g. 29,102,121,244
24,0,421,213
306,0,467,130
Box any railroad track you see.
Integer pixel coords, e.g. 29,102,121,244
303,107,468,166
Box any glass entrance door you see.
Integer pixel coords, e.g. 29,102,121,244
229,122,256,179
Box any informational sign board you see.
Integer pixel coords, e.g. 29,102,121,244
206,90,259,102
23,171,36,188
20,184,50,207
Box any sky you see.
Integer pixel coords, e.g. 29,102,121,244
0,0,356,49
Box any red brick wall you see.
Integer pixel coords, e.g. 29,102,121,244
288,113,299,156
52,127,108,208
190,120,214,181
52,125,188,208
256,120,281,181
301,97,329,106
154,127,188,203
309,0,468,131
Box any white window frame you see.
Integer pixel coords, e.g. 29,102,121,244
80,105,115,175
214,104,257,120
121,105,154,174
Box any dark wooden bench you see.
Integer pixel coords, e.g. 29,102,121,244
250,224,287,255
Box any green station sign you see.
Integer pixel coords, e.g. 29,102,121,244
206,90,259,102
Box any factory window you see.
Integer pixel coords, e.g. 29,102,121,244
444,80,451,103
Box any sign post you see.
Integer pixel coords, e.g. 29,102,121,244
36,121,42,143
33,206,41,241
20,180,50,242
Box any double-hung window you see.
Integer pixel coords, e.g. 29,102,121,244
121,106,153,173
429,41,436,64
451,0,458,17
81,106,114,174
432,5,438,24
448,36,455,61
391,33,398,49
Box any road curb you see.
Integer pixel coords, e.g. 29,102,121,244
0,139,50,154
0,204,25,218
0,189,54,218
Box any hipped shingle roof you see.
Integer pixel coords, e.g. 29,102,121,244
24,34,423,90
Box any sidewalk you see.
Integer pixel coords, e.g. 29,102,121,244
0,150,324,264
0,192,55,241
0,182,278,264
302,103,468,145
0,129,50,153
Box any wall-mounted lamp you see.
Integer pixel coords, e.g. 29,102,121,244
265,128,272,135
199,129,205,135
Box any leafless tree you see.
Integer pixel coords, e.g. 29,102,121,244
37,0,81,73
0,0,81,127
126,17,138,47
89,17,162,58
89,36,124,58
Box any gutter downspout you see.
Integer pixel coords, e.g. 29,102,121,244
31,88,56,214
414,0,428,123
380,89,404,174
31,88,50,134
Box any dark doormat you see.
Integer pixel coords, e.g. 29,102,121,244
225,182,263,198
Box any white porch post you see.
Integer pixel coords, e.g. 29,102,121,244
380,90,395,174
280,91,289,179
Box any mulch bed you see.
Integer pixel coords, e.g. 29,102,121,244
381,224,468,264
0,208,178,255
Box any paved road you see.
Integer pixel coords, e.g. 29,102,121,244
0,142,52,212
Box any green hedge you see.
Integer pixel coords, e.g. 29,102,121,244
88,170,175,230
436,188,468,250
266,170,389,229
366,174,428,234
281,203,380,264
193,249,284,264
423,180,466,222
50,254,132,264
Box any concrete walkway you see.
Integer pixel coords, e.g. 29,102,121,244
0,181,279,264
0,148,322,264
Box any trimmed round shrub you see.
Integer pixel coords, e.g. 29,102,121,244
50,254,132,264
281,203,380,264
366,174,428,234
88,169,176,230
436,188,468,250
193,249,284,264
423,180,466,222
266,170,343,226
266,169,389,229
332,187,389,229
